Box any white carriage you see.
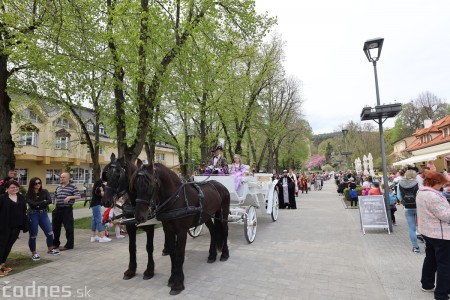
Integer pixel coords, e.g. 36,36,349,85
192,173,279,243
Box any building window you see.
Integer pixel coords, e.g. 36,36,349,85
444,128,449,138
28,110,41,123
56,136,69,149
84,169,91,183
19,131,38,146
72,168,87,183
16,168,28,186
420,136,424,144
156,153,165,161
427,134,432,142
99,124,105,134
54,117,70,128
20,109,42,123
46,169,61,185
86,123,94,132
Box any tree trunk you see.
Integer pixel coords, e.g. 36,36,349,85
0,54,15,177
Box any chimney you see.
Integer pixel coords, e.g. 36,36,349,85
424,119,432,128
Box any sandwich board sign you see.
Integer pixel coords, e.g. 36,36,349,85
358,195,390,234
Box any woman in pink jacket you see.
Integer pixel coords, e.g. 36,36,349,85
416,171,450,300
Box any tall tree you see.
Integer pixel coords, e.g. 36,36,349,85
105,0,274,163
0,0,50,176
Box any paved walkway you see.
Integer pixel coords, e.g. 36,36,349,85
2,181,433,299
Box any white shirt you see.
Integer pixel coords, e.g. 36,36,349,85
416,174,424,188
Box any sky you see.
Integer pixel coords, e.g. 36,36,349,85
255,0,450,134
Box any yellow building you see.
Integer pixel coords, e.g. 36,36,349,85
11,95,180,192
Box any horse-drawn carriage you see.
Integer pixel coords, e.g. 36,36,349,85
102,154,279,295
193,173,279,243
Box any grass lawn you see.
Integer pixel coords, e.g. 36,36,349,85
74,216,93,229
74,216,162,231
6,252,51,274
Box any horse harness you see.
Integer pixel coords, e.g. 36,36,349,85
136,180,219,224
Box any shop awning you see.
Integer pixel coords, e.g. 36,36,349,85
393,150,450,166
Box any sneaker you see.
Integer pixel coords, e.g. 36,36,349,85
48,249,60,255
421,287,435,292
90,236,100,242
1,266,12,272
116,235,125,239
99,236,112,243
0,270,8,277
413,247,421,253
31,254,41,261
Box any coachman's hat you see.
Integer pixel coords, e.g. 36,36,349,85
211,143,224,152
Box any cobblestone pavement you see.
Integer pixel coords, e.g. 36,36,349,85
1,181,433,300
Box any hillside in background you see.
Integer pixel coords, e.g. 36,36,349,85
311,132,341,147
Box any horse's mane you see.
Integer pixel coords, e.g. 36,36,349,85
129,164,155,198
129,163,181,203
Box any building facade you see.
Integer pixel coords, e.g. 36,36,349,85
10,94,180,192
392,116,450,171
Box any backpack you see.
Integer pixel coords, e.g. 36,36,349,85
399,184,419,209
361,187,369,196
349,189,358,199
102,207,112,224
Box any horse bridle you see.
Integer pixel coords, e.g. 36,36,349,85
134,169,158,218
105,162,127,201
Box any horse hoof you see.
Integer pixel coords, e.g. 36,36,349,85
143,274,154,280
220,256,229,262
207,258,216,263
169,289,182,296
123,274,135,280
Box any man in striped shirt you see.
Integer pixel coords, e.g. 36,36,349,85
52,172,81,251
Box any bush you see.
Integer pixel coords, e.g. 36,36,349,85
343,186,363,201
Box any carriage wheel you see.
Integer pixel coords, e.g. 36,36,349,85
188,224,204,238
271,188,279,222
244,205,257,243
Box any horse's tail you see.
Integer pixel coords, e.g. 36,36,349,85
214,190,230,252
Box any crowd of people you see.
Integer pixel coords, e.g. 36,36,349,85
334,167,450,299
0,169,128,278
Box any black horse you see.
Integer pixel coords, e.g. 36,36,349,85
131,161,230,295
102,153,157,280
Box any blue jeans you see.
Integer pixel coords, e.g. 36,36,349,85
421,236,450,300
28,210,54,252
404,208,419,248
91,205,103,232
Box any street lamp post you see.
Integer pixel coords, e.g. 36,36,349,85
361,37,400,232
341,129,352,170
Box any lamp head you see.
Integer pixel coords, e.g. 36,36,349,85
363,38,384,62
342,129,349,137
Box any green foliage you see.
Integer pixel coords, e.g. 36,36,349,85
343,186,363,201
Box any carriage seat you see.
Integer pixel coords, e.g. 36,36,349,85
193,175,247,204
